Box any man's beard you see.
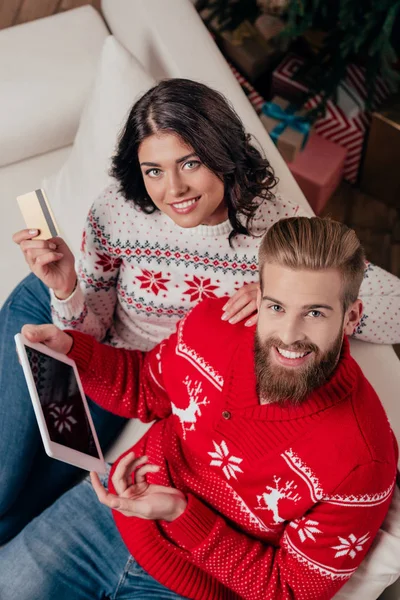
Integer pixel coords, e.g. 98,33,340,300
254,329,344,406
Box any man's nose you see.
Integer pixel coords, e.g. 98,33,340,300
278,318,305,347
168,171,189,198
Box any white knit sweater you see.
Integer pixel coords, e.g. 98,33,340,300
51,184,400,350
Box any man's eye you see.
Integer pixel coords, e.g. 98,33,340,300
308,310,323,318
146,168,162,178
270,305,283,312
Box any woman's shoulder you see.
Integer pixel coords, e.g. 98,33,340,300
251,193,310,232
91,182,127,211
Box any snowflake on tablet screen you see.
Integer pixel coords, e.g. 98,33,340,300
48,403,77,433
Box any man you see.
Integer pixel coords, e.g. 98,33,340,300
1,217,397,600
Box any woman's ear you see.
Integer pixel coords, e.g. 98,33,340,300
343,299,363,336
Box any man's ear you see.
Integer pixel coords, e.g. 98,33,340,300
343,299,363,336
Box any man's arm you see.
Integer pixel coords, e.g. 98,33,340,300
155,461,396,600
67,330,173,422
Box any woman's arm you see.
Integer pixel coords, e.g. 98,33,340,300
51,195,120,342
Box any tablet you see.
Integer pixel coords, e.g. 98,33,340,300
15,333,106,474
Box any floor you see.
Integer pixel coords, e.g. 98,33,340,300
2,0,399,359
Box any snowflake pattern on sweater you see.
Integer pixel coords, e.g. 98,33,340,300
51,185,400,350
68,298,398,600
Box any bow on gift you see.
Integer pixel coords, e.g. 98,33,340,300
230,21,253,46
262,101,311,149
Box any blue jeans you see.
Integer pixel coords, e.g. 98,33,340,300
0,469,186,600
0,274,127,543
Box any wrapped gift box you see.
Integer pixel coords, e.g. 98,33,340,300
271,53,390,183
260,96,311,162
360,96,400,209
218,20,277,81
287,133,347,215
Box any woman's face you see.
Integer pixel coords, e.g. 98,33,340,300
138,132,227,227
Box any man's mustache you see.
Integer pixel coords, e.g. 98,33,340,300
263,337,319,355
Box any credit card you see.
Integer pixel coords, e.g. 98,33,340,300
16,189,60,240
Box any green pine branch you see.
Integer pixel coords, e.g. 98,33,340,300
201,0,400,114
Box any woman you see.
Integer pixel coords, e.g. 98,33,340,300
1,78,399,543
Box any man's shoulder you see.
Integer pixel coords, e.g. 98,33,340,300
176,298,251,371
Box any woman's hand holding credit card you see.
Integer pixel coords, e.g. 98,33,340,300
14,189,78,299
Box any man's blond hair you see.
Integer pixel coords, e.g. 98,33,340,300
258,217,366,309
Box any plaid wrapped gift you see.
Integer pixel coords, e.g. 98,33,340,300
271,53,391,183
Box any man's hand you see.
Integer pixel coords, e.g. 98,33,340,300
21,323,73,355
91,452,187,522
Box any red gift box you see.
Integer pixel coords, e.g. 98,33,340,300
287,133,347,215
271,53,390,183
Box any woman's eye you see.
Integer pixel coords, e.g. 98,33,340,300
146,168,162,178
183,160,200,170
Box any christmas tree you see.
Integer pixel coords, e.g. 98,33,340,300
201,0,400,115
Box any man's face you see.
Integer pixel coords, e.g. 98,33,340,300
255,263,362,404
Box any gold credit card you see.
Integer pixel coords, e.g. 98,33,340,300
16,189,60,240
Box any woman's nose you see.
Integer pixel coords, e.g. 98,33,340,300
168,171,189,198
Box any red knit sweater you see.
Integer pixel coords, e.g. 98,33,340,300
68,298,398,600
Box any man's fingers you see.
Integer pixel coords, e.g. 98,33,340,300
135,464,160,484
90,472,125,510
112,451,138,495
111,452,148,495
90,472,141,516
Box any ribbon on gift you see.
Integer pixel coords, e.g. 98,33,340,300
262,101,311,149
230,21,253,46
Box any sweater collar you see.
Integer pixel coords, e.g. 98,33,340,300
224,328,358,421
178,218,232,238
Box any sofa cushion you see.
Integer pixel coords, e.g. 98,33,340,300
42,35,156,254
0,6,108,167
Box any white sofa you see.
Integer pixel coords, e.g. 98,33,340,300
0,1,399,597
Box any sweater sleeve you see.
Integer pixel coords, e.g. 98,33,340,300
354,261,400,344
67,329,173,422
160,461,396,600
50,192,120,342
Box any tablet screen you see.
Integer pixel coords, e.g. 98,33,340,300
25,346,100,459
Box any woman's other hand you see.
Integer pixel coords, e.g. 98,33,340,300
13,229,77,299
221,282,259,327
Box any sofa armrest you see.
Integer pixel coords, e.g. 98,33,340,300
349,339,400,450
0,6,108,167
101,0,312,214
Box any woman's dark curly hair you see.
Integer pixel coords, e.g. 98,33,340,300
111,78,277,244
